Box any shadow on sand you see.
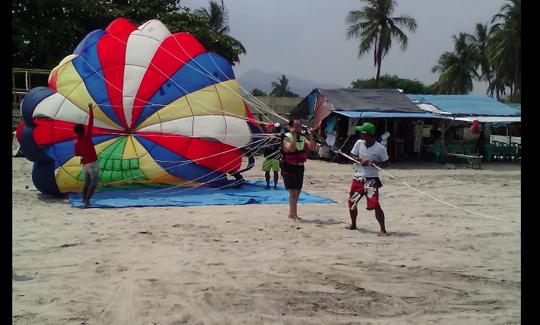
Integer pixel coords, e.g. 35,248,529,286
353,227,419,237
299,218,345,226
36,192,66,204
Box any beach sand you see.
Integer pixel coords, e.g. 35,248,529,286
12,156,520,324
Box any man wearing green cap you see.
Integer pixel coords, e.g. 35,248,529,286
347,122,390,235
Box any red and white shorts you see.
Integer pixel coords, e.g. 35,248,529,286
348,177,382,210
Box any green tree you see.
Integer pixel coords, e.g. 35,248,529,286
487,0,520,102
12,0,247,69
193,1,246,64
470,23,494,93
12,0,114,69
250,88,267,96
432,33,479,94
346,0,417,88
195,0,229,35
351,74,427,94
269,75,298,97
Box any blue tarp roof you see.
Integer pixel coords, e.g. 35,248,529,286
334,110,443,119
406,94,521,117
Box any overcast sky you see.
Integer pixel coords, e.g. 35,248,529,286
181,0,508,95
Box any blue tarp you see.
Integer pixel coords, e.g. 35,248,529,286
334,110,443,119
69,180,335,208
407,94,521,116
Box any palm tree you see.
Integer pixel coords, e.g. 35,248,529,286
194,1,246,64
346,0,417,88
269,75,298,97
470,23,494,92
432,33,479,94
488,0,520,102
195,1,230,35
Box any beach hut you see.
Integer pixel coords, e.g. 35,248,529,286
291,88,442,161
408,95,521,162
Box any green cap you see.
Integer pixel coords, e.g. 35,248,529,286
355,122,375,136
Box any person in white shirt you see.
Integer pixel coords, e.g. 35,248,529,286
347,122,390,235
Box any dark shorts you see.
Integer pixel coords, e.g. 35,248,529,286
280,163,305,190
348,177,382,210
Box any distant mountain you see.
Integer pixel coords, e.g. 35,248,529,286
236,69,344,97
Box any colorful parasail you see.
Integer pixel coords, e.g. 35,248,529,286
16,18,262,195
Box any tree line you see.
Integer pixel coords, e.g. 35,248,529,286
12,0,246,69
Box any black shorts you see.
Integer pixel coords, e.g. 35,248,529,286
281,163,305,190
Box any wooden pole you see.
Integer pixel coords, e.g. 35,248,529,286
441,120,445,157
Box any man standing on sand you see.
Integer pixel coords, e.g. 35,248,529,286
74,103,99,208
281,117,319,222
346,122,390,235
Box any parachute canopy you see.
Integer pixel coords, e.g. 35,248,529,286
17,18,261,195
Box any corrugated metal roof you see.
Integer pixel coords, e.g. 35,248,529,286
407,94,521,116
316,88,424,112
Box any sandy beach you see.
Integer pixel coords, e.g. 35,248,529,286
12,156,520,324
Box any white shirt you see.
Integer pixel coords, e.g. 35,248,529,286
351,139,389,178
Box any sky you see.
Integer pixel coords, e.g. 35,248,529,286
181,0,509,95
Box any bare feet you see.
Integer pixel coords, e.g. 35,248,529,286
289,215,302,222
377,231,389,236
345,224,357,230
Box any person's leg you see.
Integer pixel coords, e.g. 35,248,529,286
84,163,100,207
265,171,270,188
288,189,296,219
82,167,90,205
82,181,90,205
86,183,97,205
346,179,363,230
273,171,279,188
292,189,302,220
366,185,387,235
375,206,387,235
346,193,358,230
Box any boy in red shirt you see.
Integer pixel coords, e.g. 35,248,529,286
74,103,99,208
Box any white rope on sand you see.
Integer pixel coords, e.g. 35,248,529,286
338,150,520,224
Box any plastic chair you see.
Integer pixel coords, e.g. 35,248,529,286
462,143,477,156
447,143,458,154
426,143,443,162
491,142,503,161
482,143,495,162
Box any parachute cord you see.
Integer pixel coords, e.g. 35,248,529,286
103,32,277,127
75,55,271,129
127,138,266,195
170,35,286,123
100,136,270,185
206,54,288,123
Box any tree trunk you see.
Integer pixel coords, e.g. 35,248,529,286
375,32,383,88
375,60,382,88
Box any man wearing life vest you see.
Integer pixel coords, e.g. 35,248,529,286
347,122,390,235
281,117,319,222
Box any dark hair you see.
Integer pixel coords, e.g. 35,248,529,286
74,124,85,136
288,117,301,126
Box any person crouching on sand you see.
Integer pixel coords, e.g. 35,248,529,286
346,122,390,235
280,117,319,222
